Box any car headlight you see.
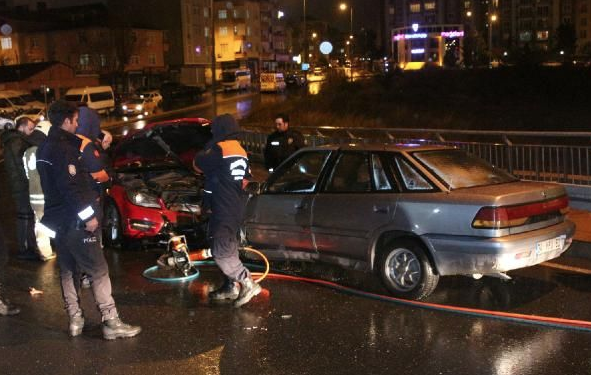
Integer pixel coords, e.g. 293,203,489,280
126,190,161,208
136,104,143,111
122,105,128,110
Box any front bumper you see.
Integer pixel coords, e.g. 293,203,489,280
423,220,576,276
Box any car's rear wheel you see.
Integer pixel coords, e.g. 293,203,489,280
378,239,439,300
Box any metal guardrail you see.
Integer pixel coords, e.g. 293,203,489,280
241,125,591,187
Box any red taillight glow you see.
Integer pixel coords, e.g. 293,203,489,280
472,195,569,229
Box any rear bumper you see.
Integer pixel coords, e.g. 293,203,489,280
423,220,576,276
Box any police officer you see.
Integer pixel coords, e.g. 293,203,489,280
1,116,41,260
36,100,141,339
193,114,261,308
263,113,305,172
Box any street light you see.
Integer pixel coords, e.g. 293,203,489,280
339,3,353,81
489,14,497,67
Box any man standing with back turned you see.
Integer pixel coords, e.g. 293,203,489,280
36,100,141,339
193,114,261,308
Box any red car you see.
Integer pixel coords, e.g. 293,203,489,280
103,118,211,248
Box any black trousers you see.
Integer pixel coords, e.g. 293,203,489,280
0,226,7,286
13,191,38,255
211,236,250,282
55,220,117,320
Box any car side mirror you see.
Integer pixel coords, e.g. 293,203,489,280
245,181,261,195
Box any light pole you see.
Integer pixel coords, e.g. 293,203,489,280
339,3,353,81
302,0,308,84
210,0,217,116
488,14,497,67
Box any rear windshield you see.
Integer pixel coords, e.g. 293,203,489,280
89,91,113,102
410,149,518,190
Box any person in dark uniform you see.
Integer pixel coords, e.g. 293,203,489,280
36,100,141,339
193,114,261,308
0,117,42,260
263,113,305,172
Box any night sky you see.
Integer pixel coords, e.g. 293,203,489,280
9,0,382,34
280,0,382,33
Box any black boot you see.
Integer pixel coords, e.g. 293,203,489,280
233,276,261,308
209,278,239,301
0,295,20,316
102,317,142,340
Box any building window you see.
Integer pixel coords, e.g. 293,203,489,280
389,6,395,14
582,4,588,13
79,54,90,67
519,31,532,41
234,25,238,35
247,26,251,36
204,7,210,17
205,27,210,37
220,26,228,36
410,3,421,12
424,2,436,11
130,55,140,65
220,43,228,54
30,37,38,48
464,1,471,9
537,6,549,17
100,54,107,67
148,54,156,65
583,18,588,26
581,29,587,38
219,9,227,19
537,30,549,40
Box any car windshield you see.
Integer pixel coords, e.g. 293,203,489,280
20,94,36,103
0,99,11,108
9,96,27,105
65,94,84,102
114,122,211,169
127,99,144,104
22,108,41,115
410,149,518,190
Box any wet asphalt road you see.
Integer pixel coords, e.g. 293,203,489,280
3,100,591,374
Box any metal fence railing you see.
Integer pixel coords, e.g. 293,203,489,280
241,125,591,187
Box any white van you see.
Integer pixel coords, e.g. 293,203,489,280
221,69,252,91
65,86,115,114
260,72,286,93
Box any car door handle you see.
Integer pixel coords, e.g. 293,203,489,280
373,205,389,214
294,202,307,210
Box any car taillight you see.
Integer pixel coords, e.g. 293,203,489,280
472,195,569,229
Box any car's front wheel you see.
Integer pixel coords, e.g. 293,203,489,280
378,239,439,300
102,200,124,249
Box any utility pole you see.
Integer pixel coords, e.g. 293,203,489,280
210,0,217,116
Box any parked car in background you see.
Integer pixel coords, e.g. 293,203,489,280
160,82,203,111
120,97,157,119
242,144,575,300
0,98,19,119
0,91,28,116
260,72,287,93
65,86,115,114
137,90,163,107
103,118,212,248
15,107,45,123
285,72,307,87
8,90,44,110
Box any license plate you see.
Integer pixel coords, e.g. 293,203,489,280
536,235,566,256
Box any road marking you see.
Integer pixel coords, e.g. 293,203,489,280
541,261,591,275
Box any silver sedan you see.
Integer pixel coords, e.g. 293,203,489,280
243,144,575,300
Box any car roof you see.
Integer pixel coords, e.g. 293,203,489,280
310,143,454,153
